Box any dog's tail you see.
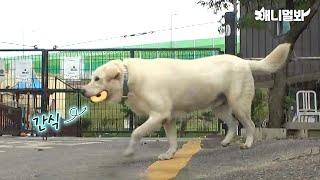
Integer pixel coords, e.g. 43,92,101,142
248,43,292,74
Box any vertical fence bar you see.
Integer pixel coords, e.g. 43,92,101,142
77,91,81,137
129,50,134,132
130,50,135,58
41,50,49,113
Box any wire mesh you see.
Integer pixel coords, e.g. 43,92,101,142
0,48,222,136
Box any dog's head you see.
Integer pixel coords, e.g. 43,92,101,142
81,60,124,103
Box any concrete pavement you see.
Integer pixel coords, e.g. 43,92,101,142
0,137,178,180
0,136,320,180
177,136,320,180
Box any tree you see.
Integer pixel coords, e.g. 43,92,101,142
198,0,320,127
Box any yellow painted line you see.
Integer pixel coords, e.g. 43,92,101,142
145,139,201,180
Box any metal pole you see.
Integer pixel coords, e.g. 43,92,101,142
233,0,237,55
224,12,236,54
41,50,49,113
129,50,134,132
130,50,134,58
77,91,81,137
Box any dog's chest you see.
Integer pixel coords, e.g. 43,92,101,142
126,92,150,116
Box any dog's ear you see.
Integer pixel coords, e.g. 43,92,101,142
106,65,121,81
113,71,120,80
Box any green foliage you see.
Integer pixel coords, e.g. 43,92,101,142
199,111,215,121
284,95,295,111
197,0,232,14
119,101,130,117
119,101,148,127
81,118,92,131
251,89,269,126
294,0,314,11
238,13,267,30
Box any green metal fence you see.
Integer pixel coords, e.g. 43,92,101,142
0,48,222,137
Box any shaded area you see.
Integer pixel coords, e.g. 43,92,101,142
177,136,320,180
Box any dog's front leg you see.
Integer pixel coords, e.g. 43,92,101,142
124,113,164,157
158,119,177,160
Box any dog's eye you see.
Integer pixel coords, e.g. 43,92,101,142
94,77,100,81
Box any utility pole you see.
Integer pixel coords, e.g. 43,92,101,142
233,0,238,55
224,11,236,54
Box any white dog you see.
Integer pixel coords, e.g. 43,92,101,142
82,43,291,160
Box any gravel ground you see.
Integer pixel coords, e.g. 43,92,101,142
177,136,320,180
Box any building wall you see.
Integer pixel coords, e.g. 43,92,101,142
240,4,320,84
240,5,320,58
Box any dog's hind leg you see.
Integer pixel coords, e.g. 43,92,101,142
215,105,239,147
158,119,177,160
232,102,255,149
227,72,255,149
124,112,166,157
229,90,255,149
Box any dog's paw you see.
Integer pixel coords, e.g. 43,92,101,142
158,153,174,160
123,148,134,157
220,141,230,147
240,143,250,149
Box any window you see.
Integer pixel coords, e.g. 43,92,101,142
276,21,291,36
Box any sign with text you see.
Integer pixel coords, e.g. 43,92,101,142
63,57,83,80
14,59,32,86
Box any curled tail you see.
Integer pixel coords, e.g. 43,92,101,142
249,43,292,74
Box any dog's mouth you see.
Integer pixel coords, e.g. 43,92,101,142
90,90,109,103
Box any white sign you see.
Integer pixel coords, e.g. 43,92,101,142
63,57,82,80
14,59,32,85
255,7,310,22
